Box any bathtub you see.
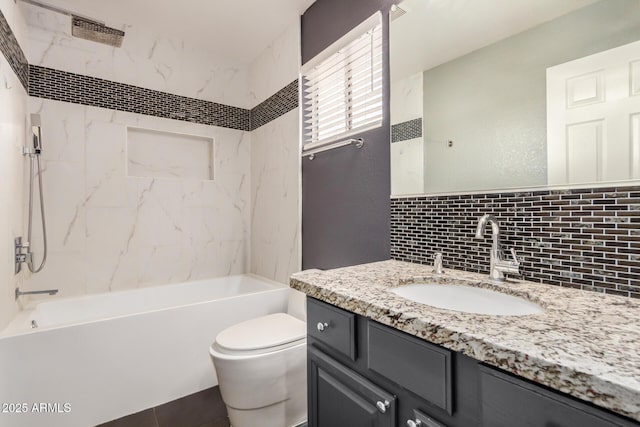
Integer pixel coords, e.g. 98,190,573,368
0,274,291,427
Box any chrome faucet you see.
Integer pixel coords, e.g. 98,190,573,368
15,287,58,300
474,214,520,281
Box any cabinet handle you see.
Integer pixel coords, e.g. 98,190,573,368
316,322,329,332
410,412,445,427
376,400,390,414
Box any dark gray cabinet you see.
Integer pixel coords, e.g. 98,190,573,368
309,346,397,427
306,297,639,427
480,366,638,427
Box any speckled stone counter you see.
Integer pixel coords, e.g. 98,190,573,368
290,260,640,421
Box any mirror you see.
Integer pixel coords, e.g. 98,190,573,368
390,0,640,196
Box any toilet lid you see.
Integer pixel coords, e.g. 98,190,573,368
215,313,306,353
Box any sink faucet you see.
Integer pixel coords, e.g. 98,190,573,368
474,214,520,281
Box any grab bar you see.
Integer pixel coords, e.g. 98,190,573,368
302,138,364,160
15,287,59,299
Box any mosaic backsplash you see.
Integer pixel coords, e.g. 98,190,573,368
391,117,422,143
391,186,640,298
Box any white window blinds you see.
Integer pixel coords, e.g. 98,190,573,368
302,12,383,149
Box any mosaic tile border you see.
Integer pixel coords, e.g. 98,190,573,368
250,80,299,130
29,65,251,130
391,186,640,298
391,118,422,143
0,8,28,90
29,65,298,131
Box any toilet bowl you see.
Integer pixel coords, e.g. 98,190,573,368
209,312,307,427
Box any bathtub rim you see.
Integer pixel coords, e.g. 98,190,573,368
1,273,289,337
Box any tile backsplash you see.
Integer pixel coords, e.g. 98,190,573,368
391,117,422,143
391,186,640,298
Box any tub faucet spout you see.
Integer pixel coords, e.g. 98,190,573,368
15,287,58,300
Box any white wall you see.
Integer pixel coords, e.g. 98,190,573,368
0,0,28,330
249,23,301,284
21,3,252,298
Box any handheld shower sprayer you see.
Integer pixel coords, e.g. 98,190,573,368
31,113,43,154
15,114,48,276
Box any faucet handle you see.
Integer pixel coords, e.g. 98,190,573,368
495,248,522,277
509,248,519,263
433,252,444,274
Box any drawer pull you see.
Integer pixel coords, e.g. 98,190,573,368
409,412,445,427
316,322,329,332
376,400,390,414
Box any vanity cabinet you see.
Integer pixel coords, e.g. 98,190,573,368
306,297,481,427
306,297,639,427
480,366,638,427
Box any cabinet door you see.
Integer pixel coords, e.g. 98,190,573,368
309,346,396,427
480,366,638,427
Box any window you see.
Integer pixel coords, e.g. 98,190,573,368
302,12,383,149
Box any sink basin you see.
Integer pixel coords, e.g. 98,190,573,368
391,283,544,316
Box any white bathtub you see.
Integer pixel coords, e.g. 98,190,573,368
0,274,291,427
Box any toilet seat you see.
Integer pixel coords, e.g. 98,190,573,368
213,313,306,356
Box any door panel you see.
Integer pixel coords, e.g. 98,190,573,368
547,39,640,184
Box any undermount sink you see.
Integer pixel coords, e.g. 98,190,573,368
392,283,544,316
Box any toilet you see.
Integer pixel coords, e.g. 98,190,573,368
209,312,307,427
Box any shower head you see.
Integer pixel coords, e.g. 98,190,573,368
390,4,407,21
30,114,42,154
19,0,125,48
71,16,125,48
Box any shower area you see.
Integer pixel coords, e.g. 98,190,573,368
0,0,304,425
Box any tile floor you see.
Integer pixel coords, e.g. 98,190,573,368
97,387,229,427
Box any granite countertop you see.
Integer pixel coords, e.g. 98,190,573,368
290,260,640,421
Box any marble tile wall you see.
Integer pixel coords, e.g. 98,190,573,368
249,22,301,285
20,4,254,298
22,2,251,109
24,98,250,297
390,72,423,195
12,4,303,300
0,0,28,330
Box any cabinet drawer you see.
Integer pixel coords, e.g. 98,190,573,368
307,297,356,360
367,321,452,414
480,365,637,427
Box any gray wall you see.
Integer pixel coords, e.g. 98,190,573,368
301,0,395,270
422,0,640,193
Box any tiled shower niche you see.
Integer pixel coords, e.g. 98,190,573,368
391,186,640,298
127,127,214,180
